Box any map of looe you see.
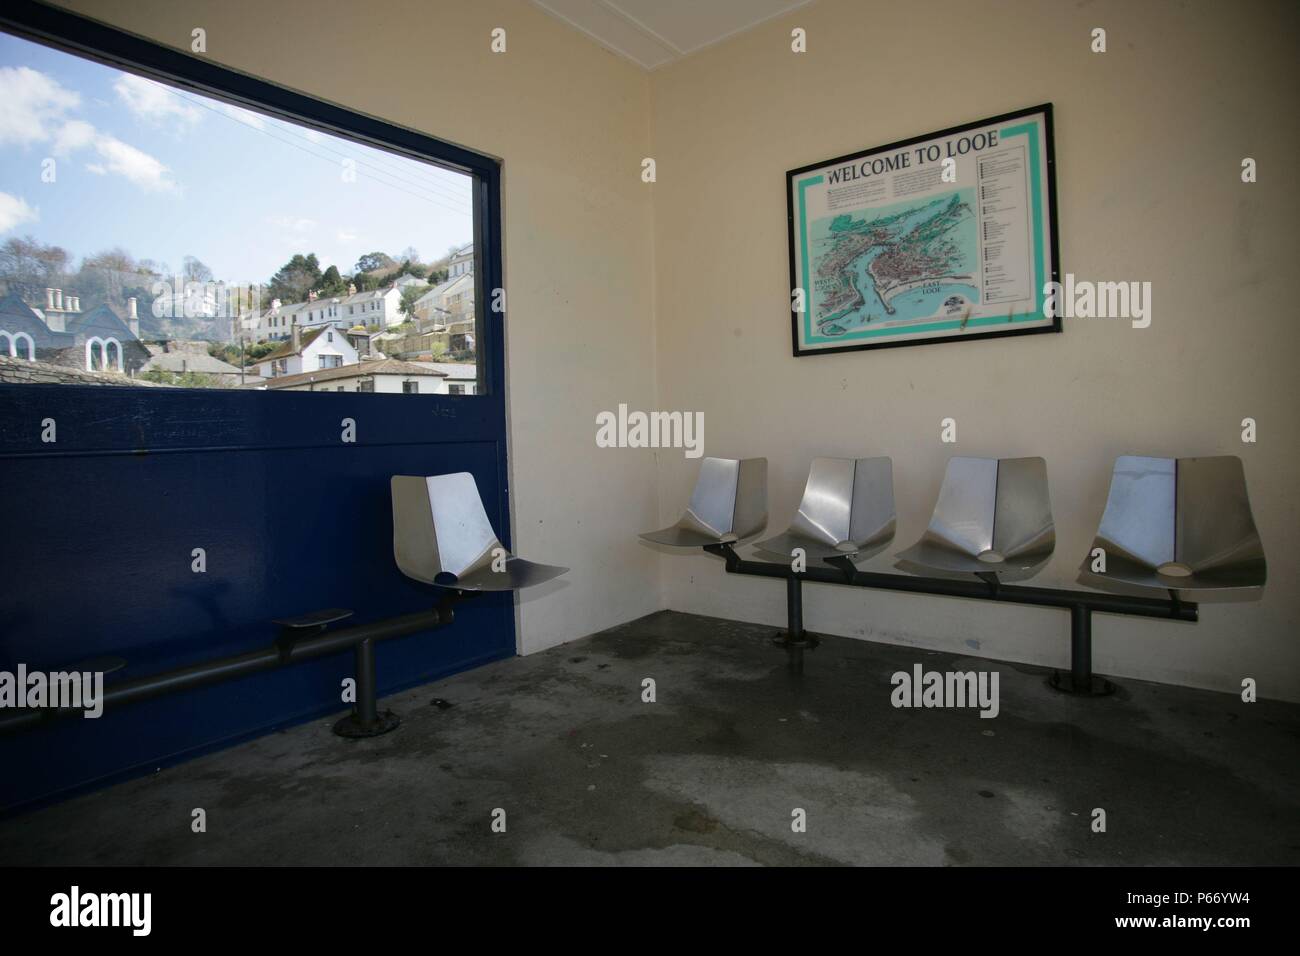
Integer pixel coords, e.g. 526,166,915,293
811,190,978,336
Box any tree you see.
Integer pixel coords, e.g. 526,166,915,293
183,256,213,283
0,236,71,301
398,283,428,320
351,270,383,293
393,259,429,281
355,251,395,274
319,264,347,297
75,248,161,329
397,246,421,264
266,253,323,304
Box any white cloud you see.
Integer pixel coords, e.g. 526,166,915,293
0,66,80,147
114,73,201,128
52,119,96,156
0,67,179,195
92,134,178,193
0,192,39,233
337,230,357,242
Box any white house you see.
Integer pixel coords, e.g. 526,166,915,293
412,361,477,394
447,242,473,279
412,271,474,327
255,324,358,378
297,286,404,332
245,284,406,343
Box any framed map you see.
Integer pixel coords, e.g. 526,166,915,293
787,104,1059,356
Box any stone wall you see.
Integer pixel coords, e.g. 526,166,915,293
0,356,165,387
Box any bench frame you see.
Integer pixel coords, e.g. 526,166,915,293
703,543,1197,694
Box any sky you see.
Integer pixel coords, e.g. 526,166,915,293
0,31,474,286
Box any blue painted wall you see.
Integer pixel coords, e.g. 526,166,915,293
0,1,516,813
0,380,515,812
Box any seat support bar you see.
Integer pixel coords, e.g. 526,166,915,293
704,544,1196,693
0,592,462,736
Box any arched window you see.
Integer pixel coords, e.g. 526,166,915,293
103,338,123,372
12,332,34,360
85,337,104,370
0,332,11,356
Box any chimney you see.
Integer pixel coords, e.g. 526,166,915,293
291,320,301,352
53,289,63,311
127,297,140,338
70,296,79,312
45,288,56,310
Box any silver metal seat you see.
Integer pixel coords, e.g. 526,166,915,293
1083,455,1266,591
391,473,567,591
640,457,767,548
756,457,895,562
896,456,1055,575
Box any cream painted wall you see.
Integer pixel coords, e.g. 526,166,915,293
52,0,1298,700
648,0,1300,700
55,0,663,654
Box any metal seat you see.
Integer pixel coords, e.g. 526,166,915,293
1083,455,1266,591
896,456,1055,576
391,473,567,591
640,457,767,548
756,457,895,562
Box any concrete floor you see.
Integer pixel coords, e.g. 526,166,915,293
1,609,1297,866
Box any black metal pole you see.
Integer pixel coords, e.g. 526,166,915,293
787,575,804,640
333,636,400,738
780,574,810,675
1071,605,1091,687
356,639,377,725
1048,603,1116,696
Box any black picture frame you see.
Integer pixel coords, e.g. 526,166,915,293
786,103,1061,357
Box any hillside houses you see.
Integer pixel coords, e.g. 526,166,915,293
255,323,359,378
245,283,404,343
447,242,473,279
412,271,474,327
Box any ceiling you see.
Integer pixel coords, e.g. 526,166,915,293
533,0,815,71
